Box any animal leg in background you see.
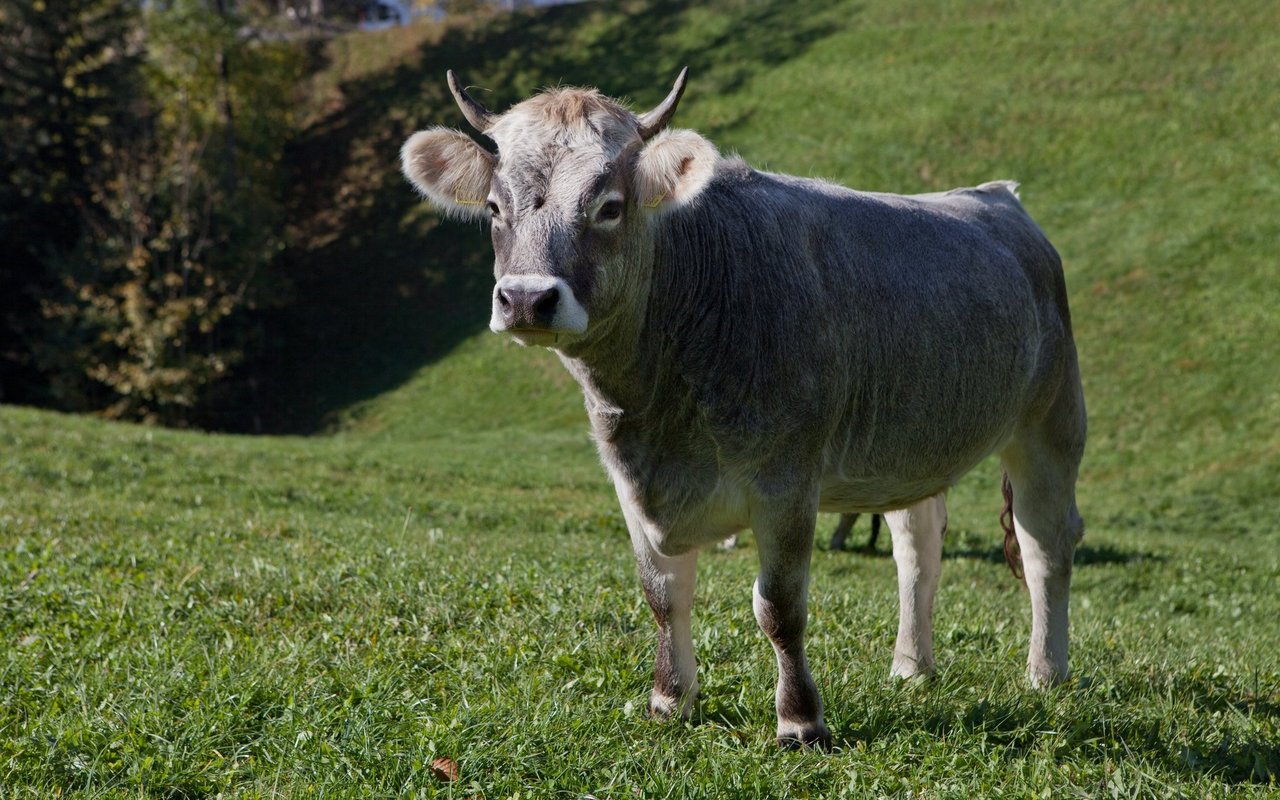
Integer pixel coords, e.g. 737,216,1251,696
828,513,856,551
829,513,883,551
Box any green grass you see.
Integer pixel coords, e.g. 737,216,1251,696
4,0,1280,796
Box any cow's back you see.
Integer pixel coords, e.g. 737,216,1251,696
647,162,1071,510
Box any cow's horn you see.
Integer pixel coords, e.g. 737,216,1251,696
636,66,689,141
447,70,496,133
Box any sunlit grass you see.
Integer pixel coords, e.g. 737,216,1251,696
3,0,1279,795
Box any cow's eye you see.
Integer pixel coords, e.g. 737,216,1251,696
486,200,501,218
596,199,623,223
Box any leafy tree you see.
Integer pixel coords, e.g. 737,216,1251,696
0,0,145,406
1,0,301,425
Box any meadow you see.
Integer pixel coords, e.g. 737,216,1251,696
3,0,1279,796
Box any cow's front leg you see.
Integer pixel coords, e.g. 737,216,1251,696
884,493,946,679
625,516,700,718
753,499,831,749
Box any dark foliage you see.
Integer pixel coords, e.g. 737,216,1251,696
0,0,146,407
0,0,299,425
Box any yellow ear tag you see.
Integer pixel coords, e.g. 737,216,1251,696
643,191,667,209
454,193,485,206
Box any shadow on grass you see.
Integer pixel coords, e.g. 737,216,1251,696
820,530,1165,567
239,0,846,433
832,675,1280,786
942,540,1168,567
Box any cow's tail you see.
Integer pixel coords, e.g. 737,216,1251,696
1000,470,1024,581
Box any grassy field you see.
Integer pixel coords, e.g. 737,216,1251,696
4,0,1280,796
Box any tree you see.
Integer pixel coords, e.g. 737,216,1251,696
1,0,301,425
0,0,145,406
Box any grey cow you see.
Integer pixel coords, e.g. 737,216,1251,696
829,512,883,552
401,69,1086,748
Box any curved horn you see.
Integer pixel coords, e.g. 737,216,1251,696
447,70,496,133
636,66,689,141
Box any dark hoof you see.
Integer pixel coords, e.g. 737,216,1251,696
776,723,833,751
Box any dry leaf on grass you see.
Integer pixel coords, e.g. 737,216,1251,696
430,756,460,782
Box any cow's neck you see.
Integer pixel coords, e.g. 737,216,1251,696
556,269,669,422
552,221,742,437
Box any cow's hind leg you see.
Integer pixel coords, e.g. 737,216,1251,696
884,494,947,679
1001,379,1086,688
752,497,831,749
624,513,700,718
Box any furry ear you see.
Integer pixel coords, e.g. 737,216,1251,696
633,129,719,215
400,128,495,220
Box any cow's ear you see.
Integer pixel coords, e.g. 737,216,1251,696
634,129,719,215
401,128,495,220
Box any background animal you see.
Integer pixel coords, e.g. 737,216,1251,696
829,513,882,552
726,512,882,552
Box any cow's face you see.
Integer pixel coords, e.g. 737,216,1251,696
401,70,718,348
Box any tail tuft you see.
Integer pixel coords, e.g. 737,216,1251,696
1000,470,1024,581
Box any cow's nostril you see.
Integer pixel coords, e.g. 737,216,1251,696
497,289,512,308
534,287,559,316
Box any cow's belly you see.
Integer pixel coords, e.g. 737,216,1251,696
817,476,951,514
817,408,1018,513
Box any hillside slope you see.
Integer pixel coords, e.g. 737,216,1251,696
284,0,1278,532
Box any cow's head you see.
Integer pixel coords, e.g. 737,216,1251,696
401,69,718,347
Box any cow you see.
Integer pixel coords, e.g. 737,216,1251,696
400,68,1087,749
829,512,883,552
